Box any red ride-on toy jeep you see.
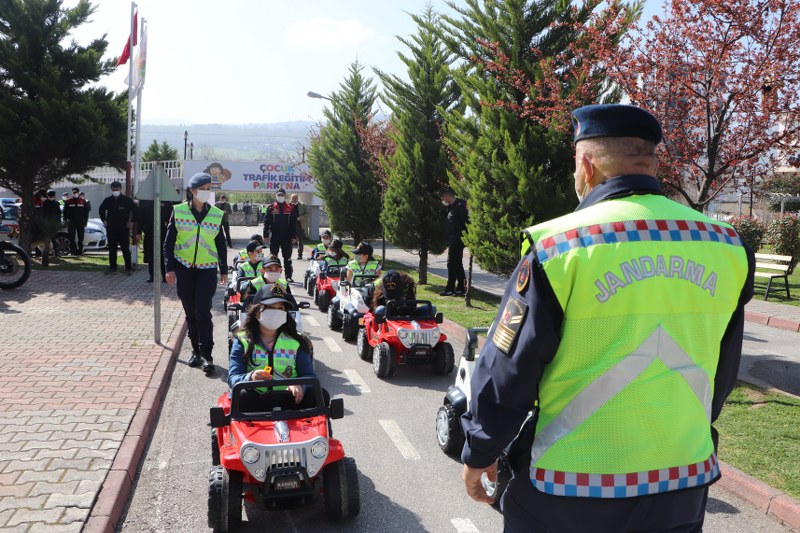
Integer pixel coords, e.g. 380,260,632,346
209,377,359,532
313,264,343,314
357,300,455,378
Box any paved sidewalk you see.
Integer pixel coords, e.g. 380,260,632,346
0,268,184,532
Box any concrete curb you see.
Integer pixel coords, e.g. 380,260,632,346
82,319,188,533
745,310,800,333
441,318,800,530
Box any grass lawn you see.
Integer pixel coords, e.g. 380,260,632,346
716,383,800,499
31,251,109,272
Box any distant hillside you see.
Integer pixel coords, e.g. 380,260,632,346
140,121,316,161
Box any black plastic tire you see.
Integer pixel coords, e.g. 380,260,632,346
318,290,330,313
372,342,396,378
342,312,358,341
432,342,455,375
435,403,464,455
328,303,342,330
227,312,237,330
322,457,360,522
207,466,242,532
211,429,220,466
0,242,32,290
307,275,316,296
303,270,310,290
356,327,371,361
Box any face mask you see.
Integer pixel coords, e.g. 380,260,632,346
194,189,211,203
73,193,79,198
265,271,282,283
258,308,286,330
111,191,121,197
254,253,263,262
328,250,337,257
322,238,331,245
276,196,285,204
441,200,448,206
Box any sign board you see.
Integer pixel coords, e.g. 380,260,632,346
135,165,182,201
183,160,315,193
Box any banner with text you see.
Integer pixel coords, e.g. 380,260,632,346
183,160,314,193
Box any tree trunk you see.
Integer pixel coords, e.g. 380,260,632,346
465,252,474,307
419,244,428,285
18,182,34,252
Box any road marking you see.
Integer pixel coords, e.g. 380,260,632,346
451,518,480,533
323,336,342,352
305,315,320,327
758,348,790,359
343,369,371,394
379,419,421,460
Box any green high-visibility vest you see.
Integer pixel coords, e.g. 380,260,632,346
346,259,380,276
249,276,289,294
520,194,748,498
172,203,224,269
239,261,263,278
236,332,300,391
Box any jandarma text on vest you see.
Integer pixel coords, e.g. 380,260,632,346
594,255,717,303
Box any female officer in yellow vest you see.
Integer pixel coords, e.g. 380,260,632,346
164,173,228,374
460,105,754,532
228,284,315,407
345,242,381,284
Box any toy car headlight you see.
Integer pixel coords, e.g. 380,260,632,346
311,440,328,459
431,327,441,340
307,462,320,476
241,446,260,464
397,329,408,340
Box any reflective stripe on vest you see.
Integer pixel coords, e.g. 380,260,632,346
347,259,380,275
250,277,288,294
237,332,300,391
520,194,748,498
240,261,262,278
173,203,223,269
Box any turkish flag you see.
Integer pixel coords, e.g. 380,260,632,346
116,11,138,67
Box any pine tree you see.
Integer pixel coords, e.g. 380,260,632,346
142,140,179,162
307,62,380,245
376,7,460,284
0,0,128,249
435,0,639,275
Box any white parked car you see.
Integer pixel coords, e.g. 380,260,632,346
52,218,107,255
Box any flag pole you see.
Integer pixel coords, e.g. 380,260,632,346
131,20,145,266
124,2,136,198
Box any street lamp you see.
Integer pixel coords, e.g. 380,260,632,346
307,91,332,101
183,130,188,160
189,143,194,160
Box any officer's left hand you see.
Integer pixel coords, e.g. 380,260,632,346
288,385,304,404
291,238,297,244
462,461,497,504
219,274,228,285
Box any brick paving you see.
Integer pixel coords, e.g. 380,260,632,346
0,268,184,532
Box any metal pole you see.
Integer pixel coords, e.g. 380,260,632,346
124,2,136,197
153,164,162,344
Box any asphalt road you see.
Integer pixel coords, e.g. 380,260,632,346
118,267,794,532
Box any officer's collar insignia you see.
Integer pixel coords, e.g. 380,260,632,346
516,258,531,293
492,296,527,355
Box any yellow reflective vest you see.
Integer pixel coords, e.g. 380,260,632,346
172,203,223,269
237,332,300,391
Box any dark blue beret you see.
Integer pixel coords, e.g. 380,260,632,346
187,172,212,189
571,104,662,145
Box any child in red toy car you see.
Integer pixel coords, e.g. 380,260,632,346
322,239,349,270
229,284,315,407
371,270,433,319
310,230,333,259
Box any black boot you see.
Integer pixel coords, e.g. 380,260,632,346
200,348,214,374
187,338,202,367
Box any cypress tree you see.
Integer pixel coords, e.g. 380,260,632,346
376,7,460,284
307,62,381,245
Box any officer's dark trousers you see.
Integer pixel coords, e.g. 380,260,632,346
501,473,708,533
270,240,293,279
446,243,466,292
175,264,217,357
67,221,84,254
107,227,131,271
221,221,232,247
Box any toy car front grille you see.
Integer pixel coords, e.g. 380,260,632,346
266,448,307,471
400,329,437,348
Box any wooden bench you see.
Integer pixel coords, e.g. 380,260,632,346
753,253,793,300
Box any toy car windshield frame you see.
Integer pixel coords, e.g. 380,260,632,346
322,265,342,278
385,299,435,320
229,377,326,422
350,274,379,288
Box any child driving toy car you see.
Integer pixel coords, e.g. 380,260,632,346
236,240,265,278
244,254,297,309
310,230,333,259
371,270,431,318
345,242,381,284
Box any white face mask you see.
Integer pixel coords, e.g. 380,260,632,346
322,238,331,245
194,189,211,203
111,191,121,197
265,271,282,283
276,195,285,204
258,308,286,330
328,250,337,257
441,200,448,206
72,193,79,198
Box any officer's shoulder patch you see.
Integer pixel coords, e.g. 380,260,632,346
516,257,531,293
492,296,528,355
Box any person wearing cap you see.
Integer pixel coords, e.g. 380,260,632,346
262,188,299,282
310,230,333,260
164,173,228,373
370,270,417,318
235,234,264,266
32,190,61,266
236,240,265,279
345,242,381,284
460,104,755,531
99,181,137,274
290,193,308,260
322,239,349,268
63,186,87,255
439,187,469,296
228,283,316,408
216,194,233,247
245,254,296,308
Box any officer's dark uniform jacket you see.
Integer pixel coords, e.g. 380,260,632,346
462,175,755,498
262,202,297,243
99,194,136,230
63,196,86,223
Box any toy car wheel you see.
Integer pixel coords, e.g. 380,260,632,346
328,303,342,330
342,312,358,341
207,465,243,533
227,312,237,330
307,275,316,296
435,403,464,455
372,342,396,378
322,457,360,522
432,342,455,375
211,428,220,466
356,327,372,361
318,289,330,313
303,270,310,290
222,297,228,312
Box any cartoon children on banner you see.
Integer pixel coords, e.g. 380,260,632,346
204,162,232,189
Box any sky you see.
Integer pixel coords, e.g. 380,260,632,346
66,0,665,126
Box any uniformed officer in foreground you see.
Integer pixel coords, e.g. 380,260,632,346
164,173,228,373
461,104,755,532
